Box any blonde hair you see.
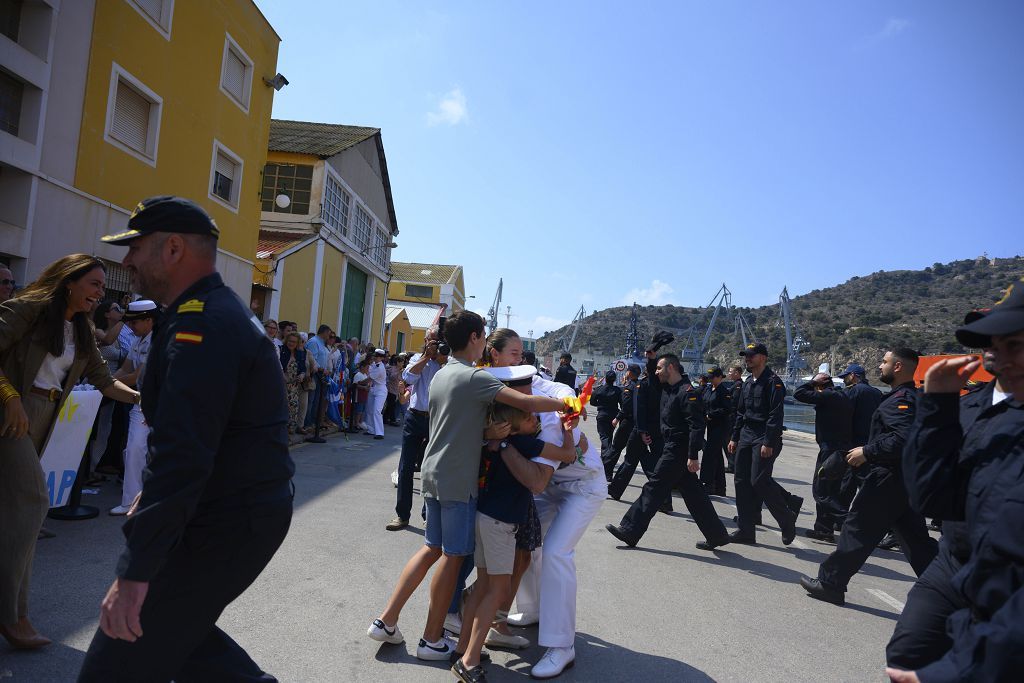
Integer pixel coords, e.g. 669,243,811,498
488,401,531,432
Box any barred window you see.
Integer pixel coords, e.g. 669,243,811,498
323,174,350,237
354,204,371,250
261,163,312,214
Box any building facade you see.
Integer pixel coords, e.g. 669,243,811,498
0,0,280,300
386,261,465,351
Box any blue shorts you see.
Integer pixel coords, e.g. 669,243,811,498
424,497,477,556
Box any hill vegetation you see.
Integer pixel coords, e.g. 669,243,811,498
537,256,1022,381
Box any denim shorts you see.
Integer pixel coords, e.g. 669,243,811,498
424,497,477,556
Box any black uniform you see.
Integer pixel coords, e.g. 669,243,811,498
793,382,853,534
731,366,796,538
816,382,936,593
80,273,295,683
726,378,743,471
700,382,731,496
590,380,622,475
837,380,884,519
616,375,729,545
608,359,662,501
554,363,577,392
602,376,637,480
888,382,1024,671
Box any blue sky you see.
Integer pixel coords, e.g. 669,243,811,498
257,1,1023,337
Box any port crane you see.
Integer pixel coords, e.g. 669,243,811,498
734,311,756,347
558,305,587,354
778,286,810,385
486,278,503,334
680,283,733,377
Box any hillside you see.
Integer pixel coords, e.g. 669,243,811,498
536,256,1022,381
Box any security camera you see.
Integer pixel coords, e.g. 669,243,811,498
263,73,289,91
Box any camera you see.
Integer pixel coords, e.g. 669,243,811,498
436,316,451,356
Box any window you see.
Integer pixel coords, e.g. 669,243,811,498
371,228,389,269
261,163,312,214
104,64,162,166
405,284,432,299
353,205,372,250
209,140,243,211
322,174,350,237
0,0,21,42
128,0,173,39
0,70,22,135
219,33,253,113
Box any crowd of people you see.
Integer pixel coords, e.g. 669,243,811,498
0,195,1021,681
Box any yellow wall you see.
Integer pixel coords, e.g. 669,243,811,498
385,314,413,353
77,0,279,261
279,243,315,331
319,247,344,332
406,327,427,353
388,280,439,304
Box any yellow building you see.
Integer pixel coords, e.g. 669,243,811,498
0,0,282,300
254,120,398,344
386,262,465,351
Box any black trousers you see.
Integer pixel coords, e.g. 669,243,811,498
601,420,633,481
734,443,793,536
79,496,293,683
620,446,728,544
700,421,728,494
886,538,967,670
811,445,851,533
395,411,429,521
818,466,937,591
595,414,615,466
608,431,661,500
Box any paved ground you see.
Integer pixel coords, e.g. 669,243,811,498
2,419,928,682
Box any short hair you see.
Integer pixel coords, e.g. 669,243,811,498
444,310,485,352
656,353,681,373
560,352,572,361
892,347,920,369
729,365,743,374
317,324,331,335
264,319,278,327
489,402,531,432
183,233,218,260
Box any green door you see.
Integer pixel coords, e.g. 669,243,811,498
340,264,367,340
396,331,405,353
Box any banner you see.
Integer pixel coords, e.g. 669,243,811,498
39,389,103,508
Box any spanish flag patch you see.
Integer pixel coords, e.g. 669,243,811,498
897,404,909,410
175,332,203,345
177,299,205,314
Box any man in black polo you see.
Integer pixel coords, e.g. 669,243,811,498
589,370,622,474
553,352,577,392
80,196,294,681
800,348,937,606
728,343,798,546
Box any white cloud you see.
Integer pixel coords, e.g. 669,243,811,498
427,88,468,126
866,17,910,44
622,279,676,306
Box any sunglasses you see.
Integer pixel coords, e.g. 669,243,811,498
0,279,14,286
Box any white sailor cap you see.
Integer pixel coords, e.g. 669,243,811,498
124,299,159,320
484,364,536,386
374,348,387,356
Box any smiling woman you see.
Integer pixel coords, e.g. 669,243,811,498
0,254,141,649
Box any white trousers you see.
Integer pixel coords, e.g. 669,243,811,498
515,475,607,648
367,389,387,436
121,405,150,508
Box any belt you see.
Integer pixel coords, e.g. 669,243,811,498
410,408,429,417
30,387,63,402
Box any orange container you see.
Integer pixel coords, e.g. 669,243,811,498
914,354,994,394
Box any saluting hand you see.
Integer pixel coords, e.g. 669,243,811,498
923,356,980,394
99,577,149,642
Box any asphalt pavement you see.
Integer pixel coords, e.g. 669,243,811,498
2,418,927,682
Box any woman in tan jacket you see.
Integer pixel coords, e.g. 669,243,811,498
0,254,140,650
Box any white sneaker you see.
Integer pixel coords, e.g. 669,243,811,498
505,611,539,627
531,646,575,679
443,612,462,635
416,635,456,661
366,618,404,644
109,505,130,516
485,627,530,649
391,469,399,487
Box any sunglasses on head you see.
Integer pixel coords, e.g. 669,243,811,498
0,279,14,286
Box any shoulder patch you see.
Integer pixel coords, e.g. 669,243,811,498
897,404,909,410
174,331,203,345
177,299,205,314
688,396,697,401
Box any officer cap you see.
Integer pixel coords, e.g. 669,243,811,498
838,363,866,378
739,342,768,357
123,299,159,321
374,348,387,356
484,364,536,387
956,278,1024,348
707,366,724,378
102,196,220,245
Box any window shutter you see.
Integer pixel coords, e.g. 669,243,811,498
111,80,150,153
216,152,235,181
223,49,246,102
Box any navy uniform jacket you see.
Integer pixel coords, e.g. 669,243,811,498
904,382,1024,561
861,382,916,470
660,380,705,460
728,378,743,434
794,382,853,451
845,381,883,447
704,382,733,429
634,357,662,436
589,382,622,420
554,363,577,391
615,378,639,423
731,366,786,448
117,273,295,582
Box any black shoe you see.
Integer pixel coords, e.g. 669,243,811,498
804,529,836,543
450,651,491,666
799,576,845,606
607,492,621,501
696,535,731,551
451,658,488,682
713,489,727,497
374,435,385,440
927,519,942,532
605,523,639,548
781,516,797,546
733,514,763,526
788,495,804,517
727,531,756,545
878,532,901,551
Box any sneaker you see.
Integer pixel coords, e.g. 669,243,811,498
485,627,530,649
505,611,539,627
109,505,130,516
450,651,491,665
366,619,404,644
416,635,456,661
444,611,462,635
451,658,488,683
385,517,408,531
